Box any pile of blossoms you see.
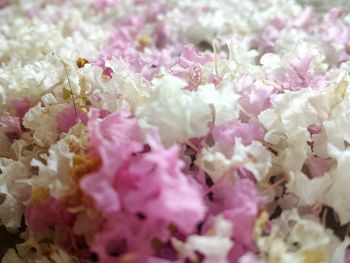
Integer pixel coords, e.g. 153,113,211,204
1,0,350,262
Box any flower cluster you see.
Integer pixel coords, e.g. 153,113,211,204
1,0,350,263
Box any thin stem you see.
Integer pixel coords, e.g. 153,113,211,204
63,63,79,124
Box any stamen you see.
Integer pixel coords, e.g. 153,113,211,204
212,40,219,77
40,80,64,96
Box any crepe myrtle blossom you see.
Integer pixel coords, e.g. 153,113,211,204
1,0,350,262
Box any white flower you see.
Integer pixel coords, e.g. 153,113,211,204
258,77,348,173
172,215,233,263
258,209,349,263
0,158,30,230
322,145,350,224
136,75,239,146
84,60,145,112
23,103,67,148
197,138,271,182
29,124,87,199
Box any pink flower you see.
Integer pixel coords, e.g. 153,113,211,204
253,18,286,53
321,9,350,63
80,109,143,214
91,212,169,262
169,45,212,90
82,109,206,232
25,198,78,251
116,133,206,233
276,51,326,90
102,16,143,55
0,112,21,140
87,108,143,174
0,0,7,9
25,198,75,232
25,198,95,256
11,98,30,121
207,178,263,253
324,8,342,22
237,75,274,117
154,22,167,49
56,107,88,133
93,0,117,12
180,45,212,65
146,3,167,23
27,6,40,19
212,120,264,156
222,179,263,248
81,177,121,214
293,6,315,29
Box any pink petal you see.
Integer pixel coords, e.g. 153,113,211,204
11,98,31,121
56,107,88,133
0,112,21,140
